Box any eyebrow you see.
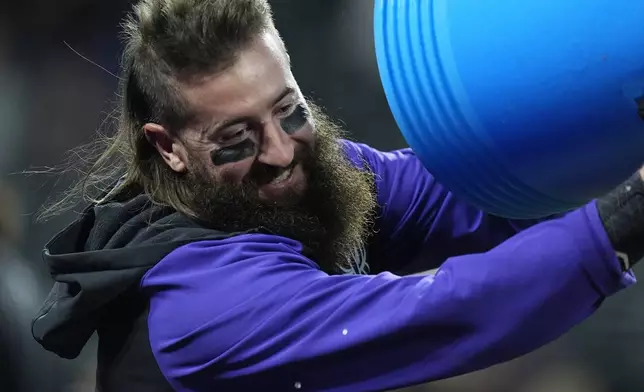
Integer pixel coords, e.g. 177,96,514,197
201,86,296,137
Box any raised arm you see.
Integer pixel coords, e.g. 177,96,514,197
343,142,550,273
142,203,633,392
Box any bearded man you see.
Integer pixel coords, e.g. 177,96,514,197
32,1,644,391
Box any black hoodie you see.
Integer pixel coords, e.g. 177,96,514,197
32,193,238,391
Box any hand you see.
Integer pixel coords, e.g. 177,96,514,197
640,165,644,181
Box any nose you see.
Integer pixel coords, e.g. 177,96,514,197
256,121,294,167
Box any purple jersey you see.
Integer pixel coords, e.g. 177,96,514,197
141,141,633,391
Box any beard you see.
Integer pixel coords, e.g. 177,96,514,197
183,103,377,273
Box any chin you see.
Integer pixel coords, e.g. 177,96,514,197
258,191,304,207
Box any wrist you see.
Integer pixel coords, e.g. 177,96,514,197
596,172,644,269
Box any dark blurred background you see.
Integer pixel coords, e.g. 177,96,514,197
1,0,643,390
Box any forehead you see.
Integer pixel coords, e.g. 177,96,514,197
181,31,297,124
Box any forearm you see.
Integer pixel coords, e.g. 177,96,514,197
427,168,644,262
407,204,631,377
147,211,633,391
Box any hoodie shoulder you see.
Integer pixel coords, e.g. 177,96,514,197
33,194,243,360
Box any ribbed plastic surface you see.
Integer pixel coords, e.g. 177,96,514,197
375,0,644,218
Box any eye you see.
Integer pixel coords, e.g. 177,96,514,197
280,104,309,135
211,139,257,166
221,127,250,143
277,103,295,116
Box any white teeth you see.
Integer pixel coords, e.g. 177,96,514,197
271,168,292,184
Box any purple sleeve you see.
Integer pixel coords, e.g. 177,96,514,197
343,141,548,272
142,204,634,392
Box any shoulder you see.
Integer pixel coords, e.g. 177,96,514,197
141,234,328,377
141,232,325,324
339,140,437,202
142,233,320,289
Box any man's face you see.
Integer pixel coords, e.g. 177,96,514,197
178,31,315,203
145,30,376,271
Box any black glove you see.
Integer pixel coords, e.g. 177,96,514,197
597,171,644,270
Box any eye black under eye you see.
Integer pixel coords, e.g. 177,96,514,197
280,104,309,134
210,138,257,166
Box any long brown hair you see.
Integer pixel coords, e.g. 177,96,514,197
38,0,277,221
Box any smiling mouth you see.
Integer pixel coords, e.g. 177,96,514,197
271,166,294,185
256,163,306,204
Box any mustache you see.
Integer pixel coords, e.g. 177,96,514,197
245,144,313,186
247,160,298,186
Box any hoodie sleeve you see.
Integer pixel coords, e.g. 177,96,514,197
343,142,548,272
141,203,634,392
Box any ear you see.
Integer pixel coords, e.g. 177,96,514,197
143,123,188,173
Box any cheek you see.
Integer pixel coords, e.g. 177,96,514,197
286,118,314,138
216,158,254,183
296,122,316,147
